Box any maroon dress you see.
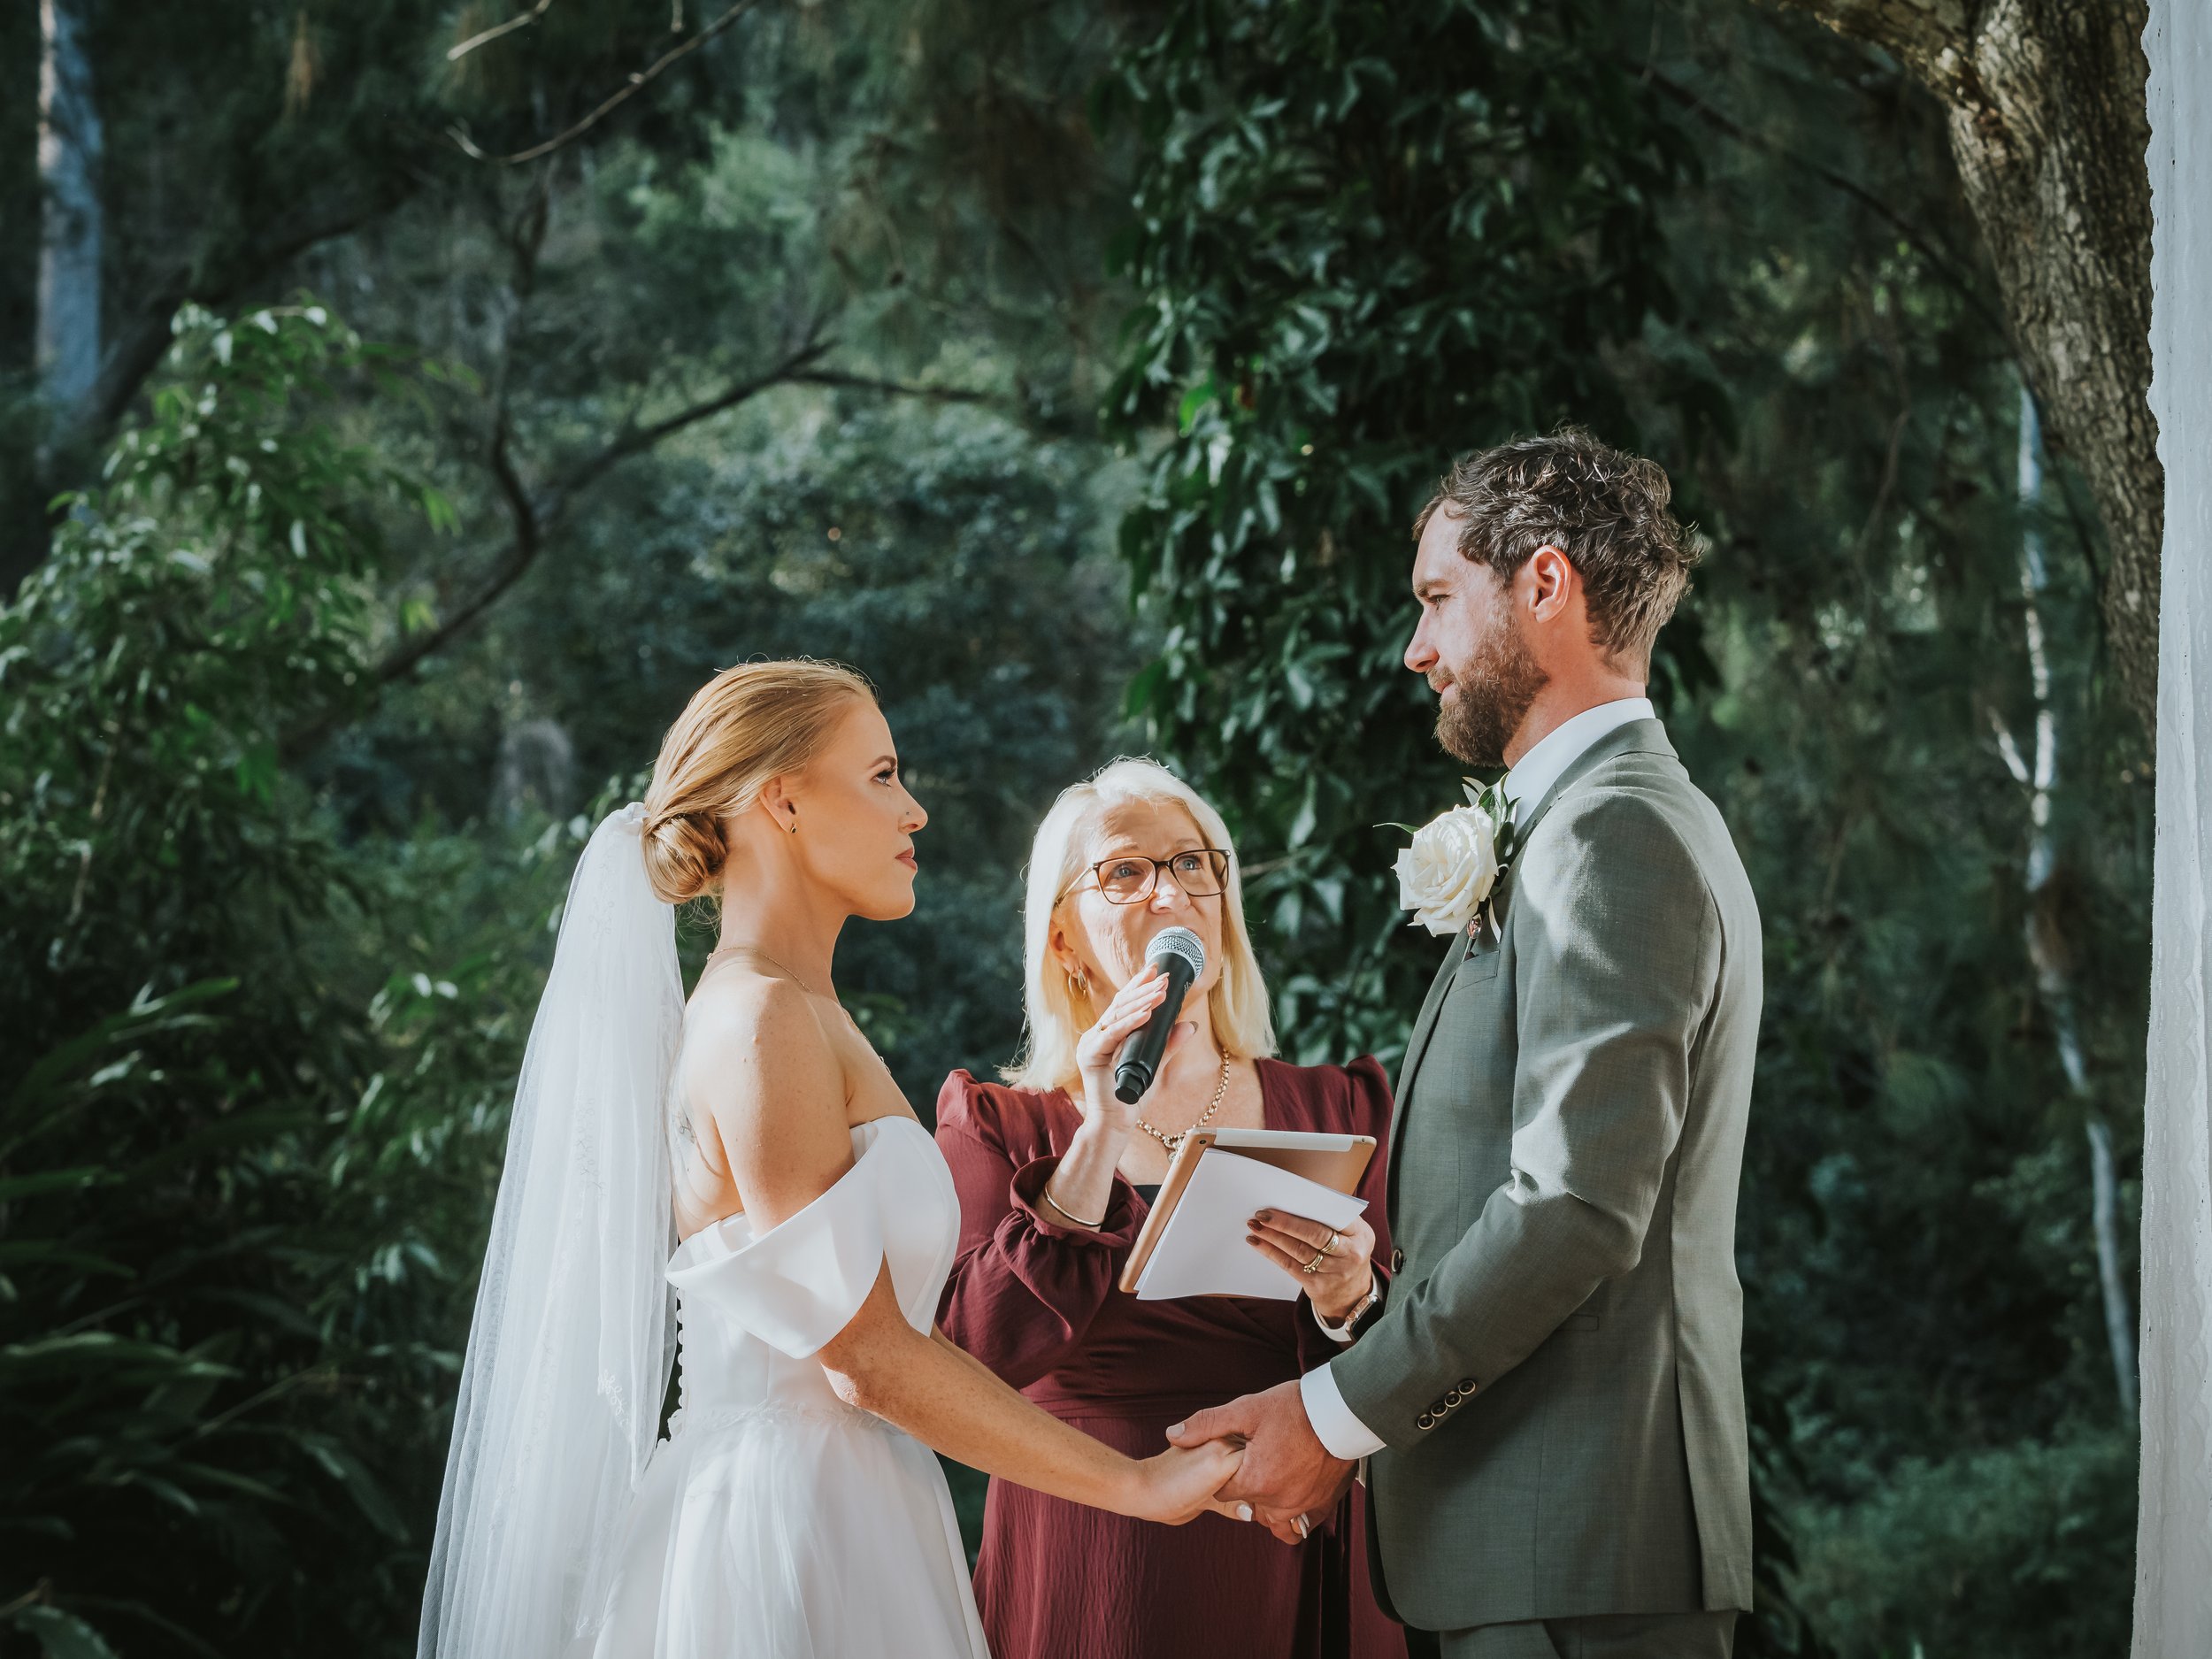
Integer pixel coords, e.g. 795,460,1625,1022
934,1057,1408,1659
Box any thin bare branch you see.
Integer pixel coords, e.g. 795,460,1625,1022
1989,708,2032,786
561,336,837,500
448,0,555,63
1644,67,2007,339
788,368,994,404
1768,0,1966,88
87,181,411,437
368,416,544,691
334,342,991,709
449,0,764,167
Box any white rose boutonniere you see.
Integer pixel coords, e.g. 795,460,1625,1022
1389,780,1522,938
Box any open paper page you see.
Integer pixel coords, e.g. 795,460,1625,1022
1133,1148,1368,1301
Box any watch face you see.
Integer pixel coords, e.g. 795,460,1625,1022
1348,1293,1380,1336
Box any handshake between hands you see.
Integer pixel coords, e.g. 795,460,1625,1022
1134,1205,1374,1534
1164,1379,1357,1545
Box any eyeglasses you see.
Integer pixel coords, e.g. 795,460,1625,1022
1065,849,1232,906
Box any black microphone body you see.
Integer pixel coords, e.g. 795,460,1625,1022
1113,927,1207,1104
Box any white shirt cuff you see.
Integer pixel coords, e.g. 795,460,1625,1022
1300,1361,1387,1460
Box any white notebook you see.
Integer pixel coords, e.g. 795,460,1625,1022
1133,1147,1369,1301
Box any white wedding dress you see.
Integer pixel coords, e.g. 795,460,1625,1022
589,1113,990,1659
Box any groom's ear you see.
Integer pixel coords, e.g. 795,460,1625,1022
1522,544,1580,621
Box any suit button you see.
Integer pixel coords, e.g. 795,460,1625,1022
1459,1378,1475,1390
1416,1412,1435,1430
1444,1389,1463,1406
1390,1248,1405,1275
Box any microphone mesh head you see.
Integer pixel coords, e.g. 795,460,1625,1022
1145,926,1206,977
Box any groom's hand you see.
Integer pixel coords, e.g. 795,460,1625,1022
1166,1380,1354,1541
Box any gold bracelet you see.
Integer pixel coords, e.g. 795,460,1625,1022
1039,1182,1106,1230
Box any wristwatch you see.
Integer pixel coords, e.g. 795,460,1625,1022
1316,1271,1384,1341
1343,1272,1386,1339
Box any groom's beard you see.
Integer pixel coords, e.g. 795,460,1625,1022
1434,612,1548,768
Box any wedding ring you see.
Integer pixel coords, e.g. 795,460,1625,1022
1321,1226,1341,1257
1302,1246,1329,1274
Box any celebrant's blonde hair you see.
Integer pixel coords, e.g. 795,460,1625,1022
1004,757,1276,1094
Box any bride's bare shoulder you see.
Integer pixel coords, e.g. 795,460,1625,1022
680,972,851,1178
687,961,818,1029
685,970,837,1084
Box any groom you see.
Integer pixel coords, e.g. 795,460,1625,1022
1171,431,1760,1657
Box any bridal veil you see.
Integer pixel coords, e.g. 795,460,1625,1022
418,803,686,1659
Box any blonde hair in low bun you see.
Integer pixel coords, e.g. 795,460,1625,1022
641,660,876,906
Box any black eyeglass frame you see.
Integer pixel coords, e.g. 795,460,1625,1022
1061,848,1233,906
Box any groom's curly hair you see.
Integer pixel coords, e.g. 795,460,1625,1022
1413,428,1698,670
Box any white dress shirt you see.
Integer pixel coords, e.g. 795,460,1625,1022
1298,695,1660,1460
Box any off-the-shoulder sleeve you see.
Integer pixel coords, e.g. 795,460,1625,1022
933,1070,1141,1390
666,1148,888,1359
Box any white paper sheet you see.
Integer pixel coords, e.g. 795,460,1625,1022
1133,1148,1369,1301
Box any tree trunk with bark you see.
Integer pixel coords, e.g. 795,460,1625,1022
1775,0,2162,743
37,0,102,435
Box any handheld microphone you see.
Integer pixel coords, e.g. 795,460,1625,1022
1113,926,1207,1104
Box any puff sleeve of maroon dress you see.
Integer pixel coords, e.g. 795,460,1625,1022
935,1057,1407,1659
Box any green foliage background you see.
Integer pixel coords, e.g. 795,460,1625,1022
0,2,2141,1655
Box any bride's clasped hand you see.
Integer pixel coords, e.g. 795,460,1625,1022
1127,1437,1250,1524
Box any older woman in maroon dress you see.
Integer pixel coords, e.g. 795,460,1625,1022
936,758,1405,1659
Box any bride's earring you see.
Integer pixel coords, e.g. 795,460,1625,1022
787,813,798,834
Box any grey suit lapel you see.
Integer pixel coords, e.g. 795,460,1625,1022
1383,718,1677,1217
1388,941,1463,1187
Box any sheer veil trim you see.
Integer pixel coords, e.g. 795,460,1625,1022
418,803,684,1659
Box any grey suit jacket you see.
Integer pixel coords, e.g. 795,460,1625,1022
1332,718,1760,1631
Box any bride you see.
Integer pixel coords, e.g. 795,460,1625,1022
418,661,1243,1659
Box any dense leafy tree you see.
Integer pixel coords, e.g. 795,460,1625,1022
1104,2,2141,1654
1646,12,2144,1652
1103,0,1702,1081
0,3,2152,1655
0,308,479,1655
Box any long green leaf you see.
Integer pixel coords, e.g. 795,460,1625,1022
4,979,238,1116
0,1167,113,1202
6,1607,121,1659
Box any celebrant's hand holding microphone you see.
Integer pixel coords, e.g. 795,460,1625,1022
1078,937,1202,1136
1035,928,1207,1233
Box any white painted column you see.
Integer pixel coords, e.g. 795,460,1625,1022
2137,4,2212,1653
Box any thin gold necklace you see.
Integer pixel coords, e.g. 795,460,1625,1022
1134,1053,1233,1154
703,942,827,997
